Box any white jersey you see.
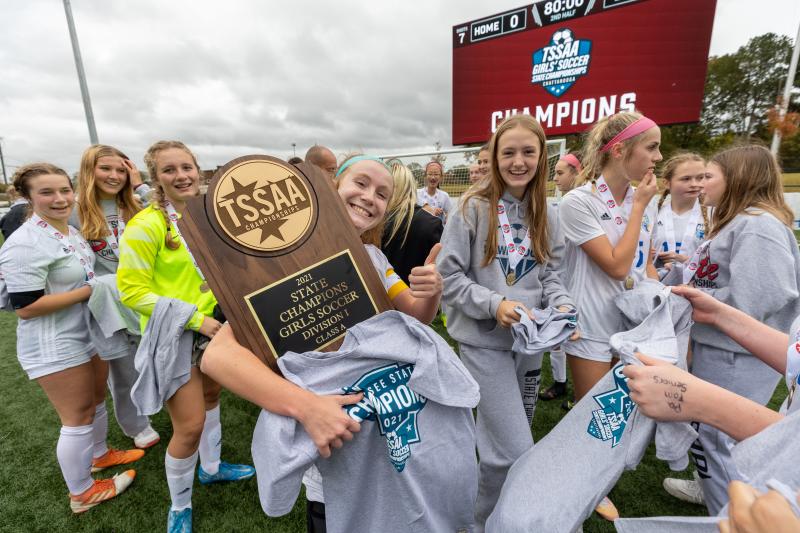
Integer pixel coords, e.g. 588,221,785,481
558,182,657,356
652,200,705,258
416,188,452,221
0,219,95,370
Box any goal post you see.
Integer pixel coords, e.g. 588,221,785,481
377,139,566,198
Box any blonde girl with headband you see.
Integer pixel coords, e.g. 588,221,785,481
0,164,143,514
72,144,160,451
117,141,255,532
675,144,800,514
558,111,660,518
437,115,576,530
200,154,443,532
652,153,709,277
417,160,453,222
539,151,582,403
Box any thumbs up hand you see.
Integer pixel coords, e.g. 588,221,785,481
408,243,443,299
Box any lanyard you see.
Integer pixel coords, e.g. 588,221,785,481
104,212,126,258
594,176,648,272
497,201,531,272
164,202,207,284
681,239,712,285
786,326,800,409
30,214,96,284
656,200,702,257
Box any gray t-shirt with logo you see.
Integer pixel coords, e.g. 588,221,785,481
252,311,480,533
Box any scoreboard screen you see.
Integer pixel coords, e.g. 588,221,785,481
452,0,717,144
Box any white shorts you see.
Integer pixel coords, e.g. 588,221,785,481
21,348,96,380
563,336,613,363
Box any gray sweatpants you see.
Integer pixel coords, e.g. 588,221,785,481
549,346,567,383
459,343,542,532
690,342,781,515
107,341,150,437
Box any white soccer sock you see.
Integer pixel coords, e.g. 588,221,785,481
92,402,109,459
165,450,197,511
58,424,94,495
199,405,221,475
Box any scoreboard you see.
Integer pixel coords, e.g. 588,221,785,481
452,0,717,144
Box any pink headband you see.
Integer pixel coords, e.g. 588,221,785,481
559,154,582,171
600,117,657,153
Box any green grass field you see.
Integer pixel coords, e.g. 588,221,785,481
0,312,788,532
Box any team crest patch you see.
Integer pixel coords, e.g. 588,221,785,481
497,223,537,285
531,28,592,97
587,364,635,447
695,223,704,240
343,363,427,473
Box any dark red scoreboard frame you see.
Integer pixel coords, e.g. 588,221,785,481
452,0,717,144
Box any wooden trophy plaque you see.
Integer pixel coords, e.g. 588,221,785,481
179,155,393,371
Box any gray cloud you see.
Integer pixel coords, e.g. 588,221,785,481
0,0,797,177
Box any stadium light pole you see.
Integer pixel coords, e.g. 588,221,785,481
63,0,98,145
771,21,800,155
0,138,7,185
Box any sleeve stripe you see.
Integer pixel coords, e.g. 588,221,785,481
387,280,408,300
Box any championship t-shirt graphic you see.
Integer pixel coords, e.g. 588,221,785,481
343,363,427,473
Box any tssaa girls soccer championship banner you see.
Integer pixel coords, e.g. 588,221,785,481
452,0,717,144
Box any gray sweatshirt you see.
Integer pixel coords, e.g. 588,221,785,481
437,192,573,350
692,210,800,352
252,311,480,533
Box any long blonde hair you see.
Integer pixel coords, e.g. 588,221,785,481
578,111,648,186
708,144,793,238
76,144,143,241
143,140,201,251
384,163,417,247
461,114,550,265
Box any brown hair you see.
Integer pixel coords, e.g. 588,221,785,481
143,140,200,250
76,144,143,241
12,163,71,220
333,153,393,247
707,144,793,238
461,114,550,265
577,111,650,186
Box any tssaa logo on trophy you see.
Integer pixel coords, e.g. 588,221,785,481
213,159,313,252
531,28,592,97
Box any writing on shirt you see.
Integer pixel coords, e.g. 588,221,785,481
343,363,427,472
693,249,718,288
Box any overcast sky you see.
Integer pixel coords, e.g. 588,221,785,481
0,0,798,176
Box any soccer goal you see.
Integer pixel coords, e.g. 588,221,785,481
377,139,566,198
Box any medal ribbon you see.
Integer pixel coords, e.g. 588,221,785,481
30,214,96,284
164,202,207,283
497,201,531,272
681,239,712,285
594,176,649,273
786,328,800,409
104,212,126,259
655,200,702,259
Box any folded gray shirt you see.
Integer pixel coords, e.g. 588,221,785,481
130,297,196,416
511,306,577,355
86,273,141,359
